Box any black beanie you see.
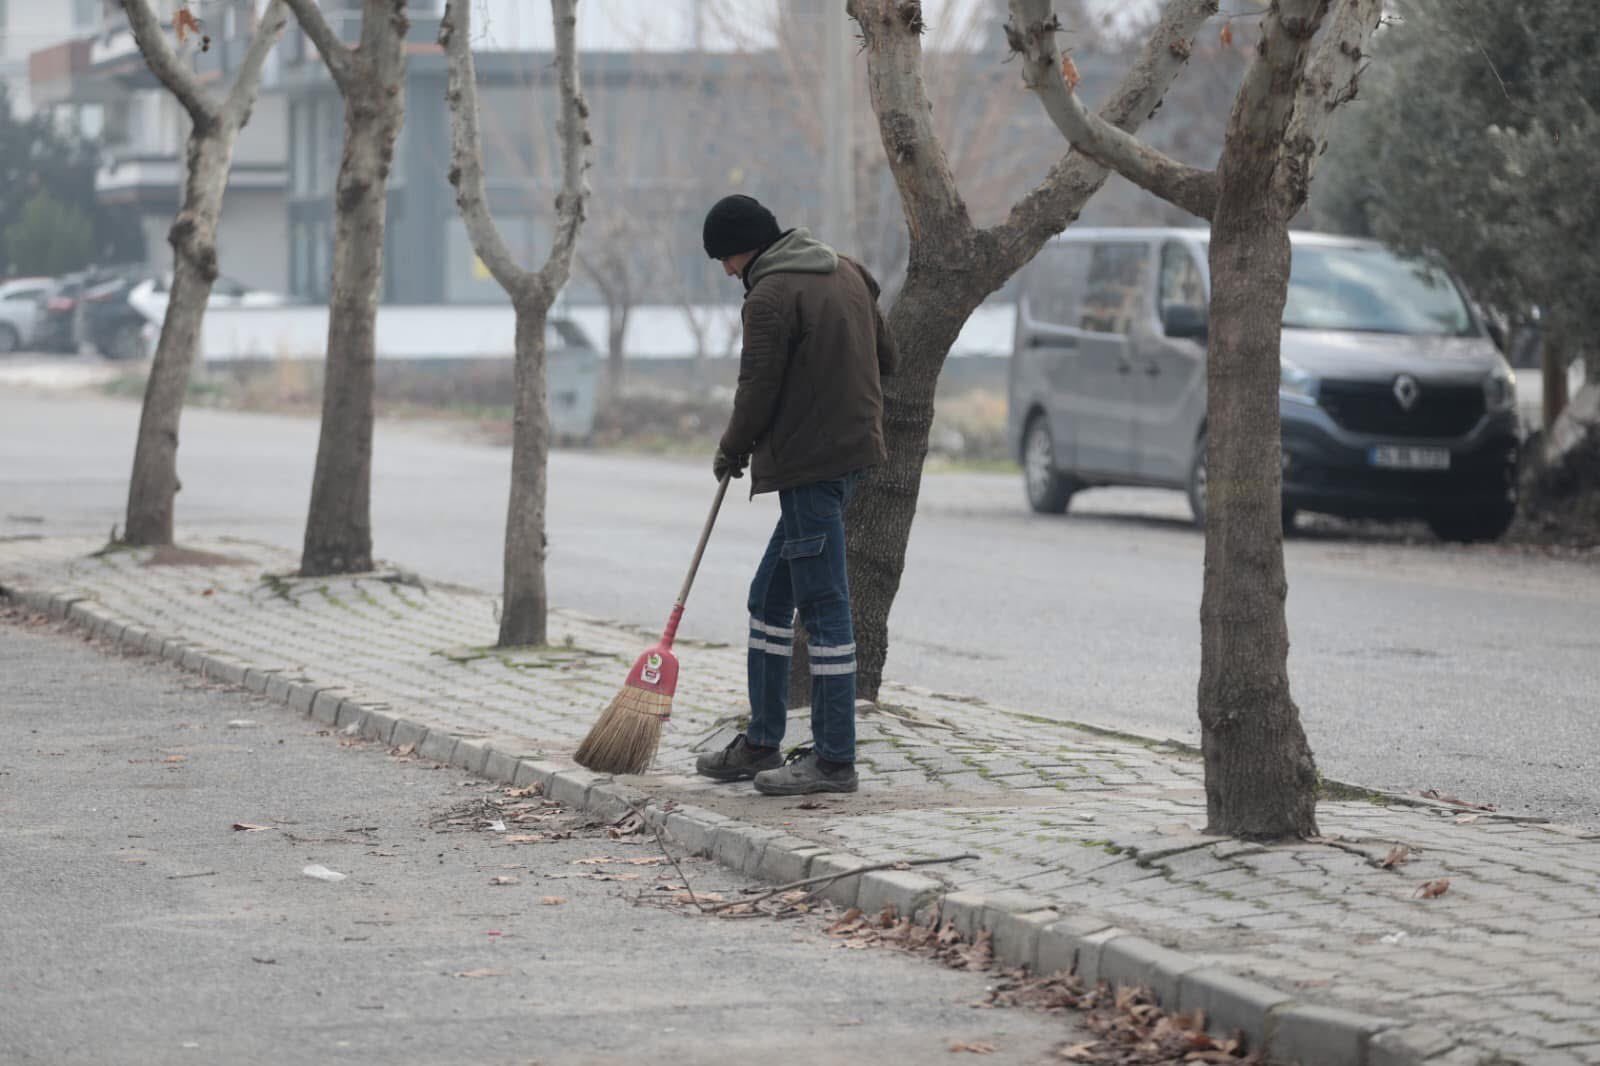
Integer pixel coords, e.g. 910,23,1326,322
703,194,781,259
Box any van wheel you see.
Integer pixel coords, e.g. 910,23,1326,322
1187,435,1208,528
1023,415,1073,514
1427,503,1516,544
0,323,18,354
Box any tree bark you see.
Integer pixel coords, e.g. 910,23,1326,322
1199,212,1319,839
297,0,408,577
122,0,288,545
606,300,628,406
500,302,553,645
1542,329,1569,434
441,0,588,646
1193,0,1335,840
845,0,1219,700
125,136,229,545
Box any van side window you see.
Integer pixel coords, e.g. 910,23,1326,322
1081,243,1150,335
1027,244,1092,329
1158,242,1205,318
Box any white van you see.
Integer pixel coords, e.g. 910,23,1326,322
1008,229,1521,542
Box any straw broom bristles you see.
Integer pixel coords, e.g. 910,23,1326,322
573,682,670,774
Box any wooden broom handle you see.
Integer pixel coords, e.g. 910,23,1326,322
676,473,732,609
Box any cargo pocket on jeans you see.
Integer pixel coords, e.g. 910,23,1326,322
780,532,830,608
779,533,826,561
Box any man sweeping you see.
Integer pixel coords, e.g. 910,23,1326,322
693,194,897,796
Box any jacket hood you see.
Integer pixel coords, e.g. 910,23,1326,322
745,228,838,290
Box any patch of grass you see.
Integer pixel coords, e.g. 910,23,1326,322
257,573,298,605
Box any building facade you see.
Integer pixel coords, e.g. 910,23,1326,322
26,0,289,291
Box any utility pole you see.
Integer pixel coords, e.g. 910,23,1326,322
821,0,855,256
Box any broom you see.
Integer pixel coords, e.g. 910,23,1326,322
574,472,733,774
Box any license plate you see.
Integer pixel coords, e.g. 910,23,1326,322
1369,445,1451,470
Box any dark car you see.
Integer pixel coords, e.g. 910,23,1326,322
79,268,155,360
31,266,151,359
31,272,95,353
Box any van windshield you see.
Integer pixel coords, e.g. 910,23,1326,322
1284,245,1476,335
1202,241,1477,336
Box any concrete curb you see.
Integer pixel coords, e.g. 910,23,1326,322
0,579,1494,1066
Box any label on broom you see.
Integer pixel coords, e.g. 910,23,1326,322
641,652,664,685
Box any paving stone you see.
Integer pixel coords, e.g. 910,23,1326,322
806,852,872,909
1098,935,1205,1007
389,718,427,752
857,870,942,919
1177,968,1294,1044
1267,1003,1399,1066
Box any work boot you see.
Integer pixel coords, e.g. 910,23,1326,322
695,733,782,782
753,747,858,796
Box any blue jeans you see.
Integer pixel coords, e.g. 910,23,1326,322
745,472,862,764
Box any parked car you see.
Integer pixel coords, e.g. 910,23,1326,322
126,273,289,327
30,271,96,353
1009,228,1521,543
80,268,157,360
0,277,53,353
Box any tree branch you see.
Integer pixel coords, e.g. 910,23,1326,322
120,0,217,124
994,0,1219,252
221,0,291,127
536,0,591,295
440,0,533,295
849,0,972,245
1007,0,1218,220
1276,0,1382,209
282,0,354,92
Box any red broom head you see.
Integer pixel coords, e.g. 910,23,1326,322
621,640,679,710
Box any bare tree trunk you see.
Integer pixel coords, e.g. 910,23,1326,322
501,304,552,645
606,301,628,406
1009,0,1377,837
1199,212,1319,839
844,0,1219,700
441,0,588,647
291,0,408,577
125,143,226,545
1542,329,1569,434
848,273,977,698
121,0,288,545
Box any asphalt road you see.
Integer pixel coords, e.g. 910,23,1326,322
2,367,1597,827
0,614,1082,1065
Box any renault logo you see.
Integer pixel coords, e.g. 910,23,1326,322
1393,374,1421,411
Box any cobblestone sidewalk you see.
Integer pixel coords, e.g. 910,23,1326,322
3,536,1597,1066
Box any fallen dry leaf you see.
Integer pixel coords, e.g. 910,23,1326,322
453,968,508,978
1454,814,1481,825
949,1041,996,1054
163,754,187,764
504,834,544,844
1415,878,1451,899
1219,23,1234,46
489,875,519,886
391,743,416,757
232,822,273,832
1057,1043,1100,1061
540,896,566,906
1379,845,1412,869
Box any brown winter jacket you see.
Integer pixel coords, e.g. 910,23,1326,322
719,229,898,494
